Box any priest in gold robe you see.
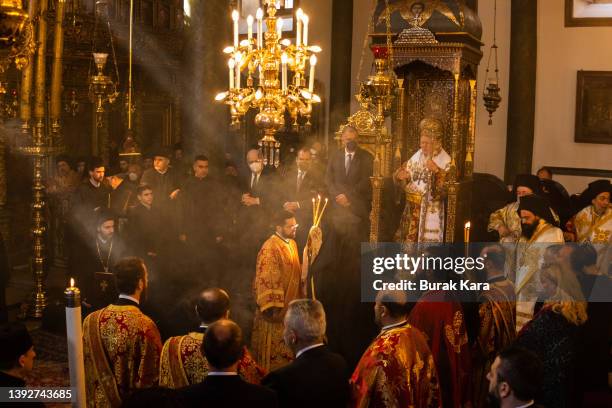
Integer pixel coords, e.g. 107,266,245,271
472,244,516,407
159,288,265,388
488,174,543,243
350,290,441,408
251,210,303,371
82,257,162,407
573,179,612,274
393,118,451,244
515,194,564,331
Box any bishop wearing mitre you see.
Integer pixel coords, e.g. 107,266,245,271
393,117,451,244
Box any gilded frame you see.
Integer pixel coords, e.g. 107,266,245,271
575,70,612,144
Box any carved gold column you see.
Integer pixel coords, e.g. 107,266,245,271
19,0,38,137
465,79,477,178
444,73,461,243
392,78,404,172
49,0,66,149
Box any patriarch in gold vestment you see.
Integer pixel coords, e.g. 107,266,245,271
82,258,162,407
394,118,450,244
159,288,265,388
572,179,612,274
351,290,441,408
251,211,303,371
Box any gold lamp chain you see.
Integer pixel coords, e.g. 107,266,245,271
384,0,393,67
128,0,133,130
355,0,378,85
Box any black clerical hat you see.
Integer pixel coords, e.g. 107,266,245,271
153,147,172,159
578,179,612,209
517,194,556,225
95,208,116,226
0,323,33,366
513,174,543,196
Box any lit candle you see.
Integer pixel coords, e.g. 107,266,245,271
281,52,288,92
256,8,264,48
65,278,86,407
464,221,471,243
247,15,254,48
312,197,316,222
276,17,283,38
309,55,317,93
235,53,242,89
296,8,303,47
232,10,239,49
302,14,309,46
228,58,235,89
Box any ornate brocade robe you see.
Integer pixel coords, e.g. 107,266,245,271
83,303,162,407
408,291,472,408
488,201,521,243
394,148,451,244
472,279,516,407
251,234,303,371
159,331,265,388
574,205,612,274
515,221,564,331
350,322,441,408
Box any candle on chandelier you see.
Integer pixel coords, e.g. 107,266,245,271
235,53,242,89
247,15,254,48
296,8,303,47
302,14,309,46
276,18,283,38
281,53,288,93
309,55,317,93
256,8,264,48
228,58,235,89
232,10,239,49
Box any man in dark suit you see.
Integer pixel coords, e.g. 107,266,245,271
281,148,324,256
180,319,278,408
238,148,279,267
325,125,373,242
262,299,349,408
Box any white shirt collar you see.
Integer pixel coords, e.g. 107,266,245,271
156,168,168,175
118,294,139,304
516,401,534,408
345,148,354,156
207,371,238,376
274,232,290,244
295,343,324,359
381,319,408,333
89,178,101,188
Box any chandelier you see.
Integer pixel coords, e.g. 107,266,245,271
0,0,35,72
215,0,322,167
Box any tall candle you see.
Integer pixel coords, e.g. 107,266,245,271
276,18,283,38
228,58,235,89
281,53,288,92
235,53,242,89
464,221,471,243
65,279,87,407
247,15,254,48
309,55,317,93
256,8,263,48
232,10,239,49
296,8,303,47
302,14,309,46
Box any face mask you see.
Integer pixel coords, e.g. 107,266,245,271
346,140,357,152
249,161,263,173
128,172,138,181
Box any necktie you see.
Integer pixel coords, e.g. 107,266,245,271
345,153,353,175
251,173,258,189
297,171,304,192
